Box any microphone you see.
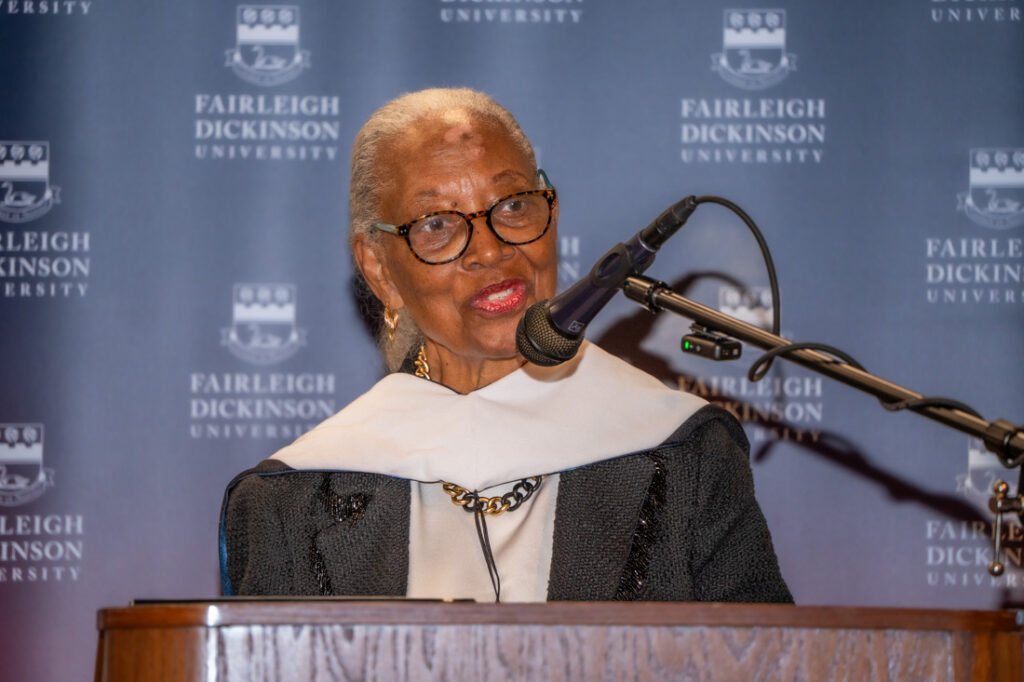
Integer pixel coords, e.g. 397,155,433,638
516,196,698,366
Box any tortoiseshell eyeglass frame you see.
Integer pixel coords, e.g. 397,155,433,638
371,169,556,265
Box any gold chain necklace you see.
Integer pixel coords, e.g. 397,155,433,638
414,345,543,517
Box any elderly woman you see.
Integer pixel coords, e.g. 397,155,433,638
220,88,791,603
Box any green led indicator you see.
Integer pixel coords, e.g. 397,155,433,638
684,341,692,350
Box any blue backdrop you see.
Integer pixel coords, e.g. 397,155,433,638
1,1,1022,679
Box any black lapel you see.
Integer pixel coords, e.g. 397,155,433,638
547,454,656,600
313,472,410,596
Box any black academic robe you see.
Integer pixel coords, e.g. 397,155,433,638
220,405,792,603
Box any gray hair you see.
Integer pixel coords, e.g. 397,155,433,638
349,88,538,372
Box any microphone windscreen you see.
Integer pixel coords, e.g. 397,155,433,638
515,302,583,367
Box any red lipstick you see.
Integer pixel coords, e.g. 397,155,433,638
470,279,527,315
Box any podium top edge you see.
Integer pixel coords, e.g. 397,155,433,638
96,601,1023,633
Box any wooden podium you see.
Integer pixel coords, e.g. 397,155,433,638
96,601,1023,681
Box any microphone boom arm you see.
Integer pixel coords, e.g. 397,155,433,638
623,273,1024,576
622,274,1024,466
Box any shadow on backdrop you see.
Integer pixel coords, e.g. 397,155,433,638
593,271,1023,603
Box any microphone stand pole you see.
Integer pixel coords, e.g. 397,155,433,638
622,275,1024,574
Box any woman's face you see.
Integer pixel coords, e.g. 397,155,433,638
363,115,558,366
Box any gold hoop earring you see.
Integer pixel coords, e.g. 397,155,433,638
383,307,399,340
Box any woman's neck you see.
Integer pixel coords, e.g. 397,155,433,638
421,340,526,394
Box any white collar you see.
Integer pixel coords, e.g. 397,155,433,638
271,341,705,490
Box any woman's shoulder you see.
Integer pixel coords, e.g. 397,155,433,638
660,403,749,453
224,459,406,507
224,459,306,498
558,405,749,493
230,458,293,480
585,404,752,494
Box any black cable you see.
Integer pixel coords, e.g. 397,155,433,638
473,508,501,602
879,397,982,419
746,341,986,420
692,196,781,373
746,341,864,383
680,196,992,436
694,196,781,337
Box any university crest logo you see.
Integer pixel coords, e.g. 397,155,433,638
719,285,773,329
712,9,796,90
225,5,310,86
957,437,1010,507
0,424,54,507
0,141,61,224
221,283,307,365
957,149,1024,230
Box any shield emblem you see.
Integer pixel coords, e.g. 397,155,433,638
0,141,61,223
222,283,306,365
226,5,310,86
958,437,1010,503
0,424,54,506
958,149,1024,230
719,286,774,330
712,9,796,90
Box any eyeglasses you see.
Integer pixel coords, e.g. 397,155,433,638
371,170,556,265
